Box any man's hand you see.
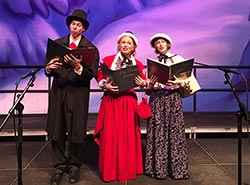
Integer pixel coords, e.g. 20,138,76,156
45,57,62,73
64,54,82,71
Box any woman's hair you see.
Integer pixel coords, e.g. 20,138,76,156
117,31,137,56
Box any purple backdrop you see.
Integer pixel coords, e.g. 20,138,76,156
0,0,249,114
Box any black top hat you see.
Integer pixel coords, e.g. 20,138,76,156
66,9,89,30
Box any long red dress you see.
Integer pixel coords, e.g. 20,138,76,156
93,54,145,182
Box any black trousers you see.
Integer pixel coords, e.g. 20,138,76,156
51,139,83,171
51,95,84,172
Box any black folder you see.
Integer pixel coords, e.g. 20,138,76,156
46,38,97,67
147,58,194,84
101,64,139,92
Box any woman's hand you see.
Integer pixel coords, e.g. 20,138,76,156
165,75,182,89
135,75,147,87
148,75,158,89
105,81,119,93
167,75,182,85
64,54,82,71
45,57,62,73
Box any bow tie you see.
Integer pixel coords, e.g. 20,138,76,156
121,58,132,66
69,42,77,49
157,54,169,62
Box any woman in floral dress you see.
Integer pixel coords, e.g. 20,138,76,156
144,33,199,180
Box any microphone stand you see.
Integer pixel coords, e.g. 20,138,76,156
0,74,37,185
194,61,249,185
224,72,248,185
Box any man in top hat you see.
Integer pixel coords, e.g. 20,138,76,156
45,9,99,185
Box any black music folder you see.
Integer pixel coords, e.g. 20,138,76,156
101,64,139,91
46,38,97,67
147,58,194,84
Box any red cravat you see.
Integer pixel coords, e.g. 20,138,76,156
70,42,77,49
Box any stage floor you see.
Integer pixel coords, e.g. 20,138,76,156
1,137,250,185
1,113,250,184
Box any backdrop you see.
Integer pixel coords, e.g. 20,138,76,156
0,0,249,114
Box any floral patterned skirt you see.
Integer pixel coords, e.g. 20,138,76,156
144,89,189,180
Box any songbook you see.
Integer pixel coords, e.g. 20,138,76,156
179,74,201,98
147,58,194,84
46,38,97,68
101,64,139,92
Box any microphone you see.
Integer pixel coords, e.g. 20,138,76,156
218,67,241,74
20,68,42,80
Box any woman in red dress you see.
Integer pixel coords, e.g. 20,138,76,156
93,31,146,183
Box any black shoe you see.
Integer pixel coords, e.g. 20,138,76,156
50,170,64,185
69,168,80,184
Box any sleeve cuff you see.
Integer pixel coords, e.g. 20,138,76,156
74,65,83,75
98,79,107,89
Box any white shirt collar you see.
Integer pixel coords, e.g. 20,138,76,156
69,35,81,47
111,51,136,70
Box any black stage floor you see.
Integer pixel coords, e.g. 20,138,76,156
1,137,250,185
1,113,250,185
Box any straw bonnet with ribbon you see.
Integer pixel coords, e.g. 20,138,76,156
66,9,89,30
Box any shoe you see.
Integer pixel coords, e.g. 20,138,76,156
172,174,189,180
50,170,64,185
69,168,80,184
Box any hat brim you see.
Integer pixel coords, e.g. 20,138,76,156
150,33,172,47
66,16,89,30
117,32,138,46
150,37,171,48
